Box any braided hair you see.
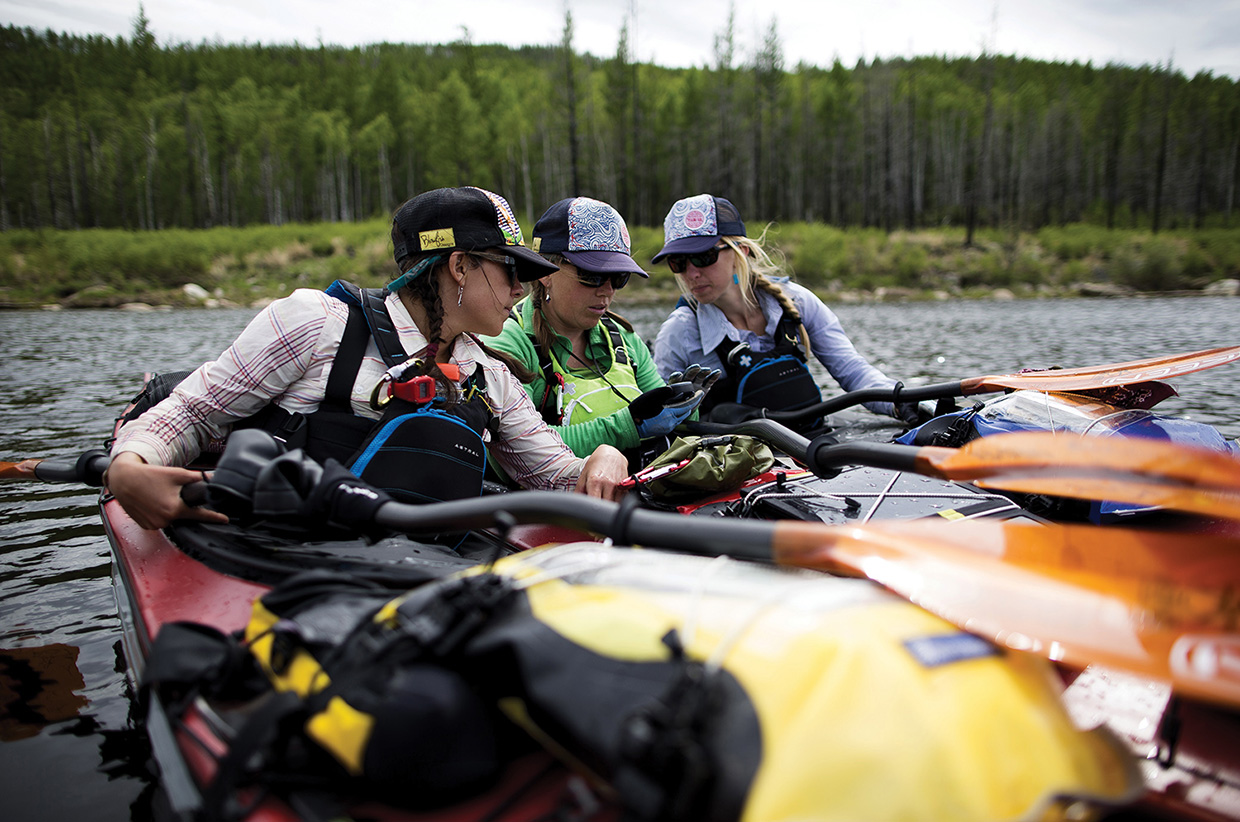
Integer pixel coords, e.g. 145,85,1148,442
391,245,537,390
672,229,813,359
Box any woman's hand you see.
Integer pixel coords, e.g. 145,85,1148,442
629,382,705,439
106,451,229,531
574,444,629,502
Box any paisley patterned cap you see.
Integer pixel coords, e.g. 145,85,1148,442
532,197,649,277
652,194,747,263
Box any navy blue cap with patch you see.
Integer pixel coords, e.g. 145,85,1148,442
532,197,649,277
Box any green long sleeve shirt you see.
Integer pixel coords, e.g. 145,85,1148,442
483,298,667,457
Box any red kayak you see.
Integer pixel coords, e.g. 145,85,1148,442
105,490,621,821
69,369,1240,820
99,477,1240,822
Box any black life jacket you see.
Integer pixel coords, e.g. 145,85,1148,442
122,281,497,506
684,297,823,423
283,280,498,505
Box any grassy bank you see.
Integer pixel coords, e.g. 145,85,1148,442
2,221,1238,309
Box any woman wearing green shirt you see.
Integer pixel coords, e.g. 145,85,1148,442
485,197,715,460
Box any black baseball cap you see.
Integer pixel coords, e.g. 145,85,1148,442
391,187,557,285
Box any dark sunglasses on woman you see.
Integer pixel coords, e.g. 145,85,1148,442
666,244,728,274
472,251,520,285
574,270,631,290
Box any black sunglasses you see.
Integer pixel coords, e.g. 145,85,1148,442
472,252,520,285
666,244,728,274
574,270,631,290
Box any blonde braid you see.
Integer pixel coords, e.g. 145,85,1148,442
751,275,813,359
728,233,813,359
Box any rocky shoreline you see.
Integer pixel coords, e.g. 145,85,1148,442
18,276,1240,313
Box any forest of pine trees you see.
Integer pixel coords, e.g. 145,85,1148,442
2,9,1237,235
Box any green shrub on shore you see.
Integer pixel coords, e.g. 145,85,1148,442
1,221,1237,309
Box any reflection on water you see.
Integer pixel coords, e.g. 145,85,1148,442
0,644,89,741
0,296,1236,820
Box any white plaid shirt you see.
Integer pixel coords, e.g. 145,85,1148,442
112,288,585,490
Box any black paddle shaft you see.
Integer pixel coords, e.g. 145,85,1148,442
709,380,966,425
374,491,778,562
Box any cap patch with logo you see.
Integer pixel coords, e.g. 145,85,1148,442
665,193,718,242
419,227,456,251
652,193,747,263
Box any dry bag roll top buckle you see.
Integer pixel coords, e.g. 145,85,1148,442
370,360,437,411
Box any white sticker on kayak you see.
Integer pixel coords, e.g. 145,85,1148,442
904,633,998,668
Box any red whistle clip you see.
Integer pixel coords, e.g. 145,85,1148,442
390,374,436,404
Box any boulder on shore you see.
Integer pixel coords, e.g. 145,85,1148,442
182,283,211,302
1204,278,1239,296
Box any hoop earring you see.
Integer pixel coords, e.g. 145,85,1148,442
457,282,464,307
544,291,551,302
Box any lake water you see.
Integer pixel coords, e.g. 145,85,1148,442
0,295,1237,820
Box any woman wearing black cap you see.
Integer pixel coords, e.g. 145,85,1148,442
651,193,919,430
485,196,716,461
107,186,629,530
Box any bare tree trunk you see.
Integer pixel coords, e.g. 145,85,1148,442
562,13,581,194
199,134,217,228
519,133,534,225
1226,134,1238,227
180,98,195,227
144,116,158,229
337,150,350,222
1151,67,1172,233
965,61,994,247
0,117,9,230
42,115,62,228
221,152,233,227
378,142,393,213
905,74,917,230
64,127,79,228
882,95,894,233
262,144,275,224
73,103,93,226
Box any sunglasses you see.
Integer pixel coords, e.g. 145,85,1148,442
472,252,520,285
574,270,631,290
666,244,728,274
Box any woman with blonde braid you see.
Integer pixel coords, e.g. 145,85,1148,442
652,194,919,429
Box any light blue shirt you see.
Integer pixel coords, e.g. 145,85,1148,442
653,281,898,416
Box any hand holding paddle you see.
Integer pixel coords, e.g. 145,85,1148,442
105,452,228,530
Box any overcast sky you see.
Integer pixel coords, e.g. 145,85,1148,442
3,0,1238,79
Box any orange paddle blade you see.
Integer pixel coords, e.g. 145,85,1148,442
913,431,1240,520
771,518,1240,709
0,459,44,480
960,345,1240,395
